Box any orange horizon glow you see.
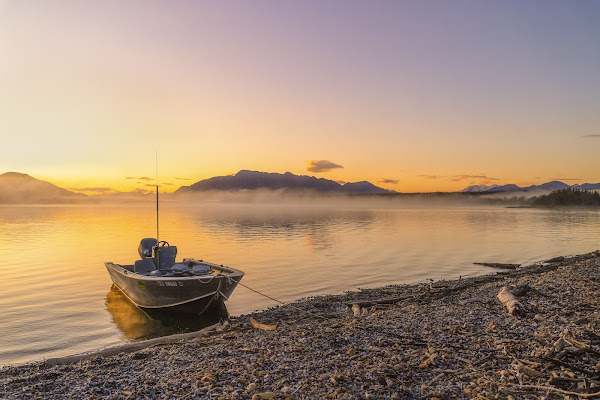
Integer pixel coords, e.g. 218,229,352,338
1,2,599,194
17,169,595,195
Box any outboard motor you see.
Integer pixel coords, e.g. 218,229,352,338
138,238,158,259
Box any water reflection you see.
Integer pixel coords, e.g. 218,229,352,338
105,285,228,341
191,207,377,251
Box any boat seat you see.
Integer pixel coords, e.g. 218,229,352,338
134,259,157,274
138,238,158,259
156,246,177,269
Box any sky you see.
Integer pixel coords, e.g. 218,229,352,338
1,0,599,193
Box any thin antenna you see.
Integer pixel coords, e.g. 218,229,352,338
156,151,160,269
155,151,159,244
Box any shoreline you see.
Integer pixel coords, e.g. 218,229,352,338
2,251,600,399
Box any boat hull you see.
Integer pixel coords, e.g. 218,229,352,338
105,262,244,314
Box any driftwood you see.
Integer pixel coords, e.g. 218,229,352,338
517,365,543,378
474,262,521,269
346,295,412,308
43,321,227,366
504,384,600,398
497,286,525,316
549,376,600,388
548,357,596,377
497,284,549,316
249,317,278,331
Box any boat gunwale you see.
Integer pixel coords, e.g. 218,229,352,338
105,261,245,281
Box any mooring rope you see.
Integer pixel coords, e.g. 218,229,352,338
228,277,333,320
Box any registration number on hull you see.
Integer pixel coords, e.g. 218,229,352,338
156,281,183,287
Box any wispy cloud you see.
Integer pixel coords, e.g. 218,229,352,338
449,174,499,182
550,178,581,181
69,187,115,193
418,173,500,185
162,182,174,185
582,134,600,138
175,177,192,180
138,177,152,181
378,178,399,184
449,174,500,185
306,160,343,173
125,177,135,179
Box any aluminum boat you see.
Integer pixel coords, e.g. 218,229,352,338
105,238,244,314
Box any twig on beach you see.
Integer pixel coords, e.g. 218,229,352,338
346,295,413,308
474,262,521,269
503,384,600,398
249,318,277,331
549,376,600,388
547,358,596,377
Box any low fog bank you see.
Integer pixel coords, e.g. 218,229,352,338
169,189,537,208
3,188,597,207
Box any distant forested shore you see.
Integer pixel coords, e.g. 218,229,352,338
530,188,600,207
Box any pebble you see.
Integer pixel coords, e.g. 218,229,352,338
2,253,600,399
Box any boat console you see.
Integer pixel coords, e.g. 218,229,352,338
131,238,214,277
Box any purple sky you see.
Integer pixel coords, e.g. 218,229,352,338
1,1,599,192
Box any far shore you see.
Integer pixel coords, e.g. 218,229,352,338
2,251,600,399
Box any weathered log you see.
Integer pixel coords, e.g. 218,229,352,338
249,317,277,331
44,321,227,366
346,295,412,308
505,384,600,398
497,286,525,316
474,262,521,269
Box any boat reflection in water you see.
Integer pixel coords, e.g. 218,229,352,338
105,285,228,341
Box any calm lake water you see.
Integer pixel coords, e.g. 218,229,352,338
1,202,599,365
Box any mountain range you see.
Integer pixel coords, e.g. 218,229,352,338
2,171,599,204
175,170,394,194
0,170,394,204
0,172,86,204
461,180,600,193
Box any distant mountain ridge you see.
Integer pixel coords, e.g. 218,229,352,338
176,170,395,194
0,172,86,204
461,184,499,193
461,180,600,193
4,170,598,204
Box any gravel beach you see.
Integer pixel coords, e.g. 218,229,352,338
2,252,600,399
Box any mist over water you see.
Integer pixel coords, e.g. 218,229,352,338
1,202,599,366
